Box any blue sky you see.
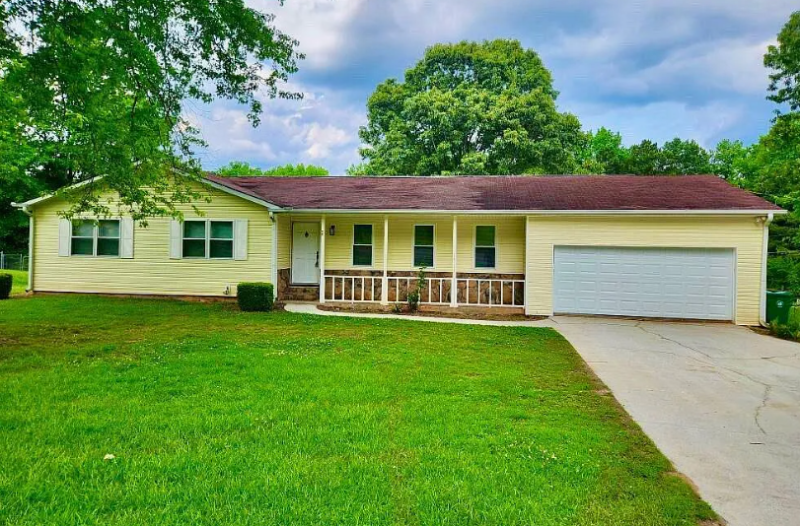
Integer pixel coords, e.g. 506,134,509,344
191,0,797,174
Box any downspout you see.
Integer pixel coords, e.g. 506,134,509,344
760,212,775,327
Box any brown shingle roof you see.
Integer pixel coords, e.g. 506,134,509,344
206,174,781,212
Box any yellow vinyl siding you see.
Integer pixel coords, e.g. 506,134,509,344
525,215,765,325
320,215,386,270
276,214,291,269
456,216,526,273
386,215,453,271
317,214,525,273
32,186,273,296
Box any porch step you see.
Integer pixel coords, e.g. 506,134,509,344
284,285,319,302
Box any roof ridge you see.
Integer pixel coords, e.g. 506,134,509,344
203,173,781,212
207,173,724,180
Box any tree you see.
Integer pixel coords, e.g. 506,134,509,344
748,114,800,211
765,11,800,111
354,40,584,175
215,162,329,176
711,139,756,184
0,0,301,248
578,127,629,174
659,138,712,174
622,140,662,174
763,12,800,292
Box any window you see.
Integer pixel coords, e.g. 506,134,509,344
413,225,434,267
210,221,234,258
352,224,373,266
71,221,94,256
475,225,496,268
183,220,234,259
183,221,206,258
97,221,120,256
71,220,120,257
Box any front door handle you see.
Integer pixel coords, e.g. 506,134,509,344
315,251,319,267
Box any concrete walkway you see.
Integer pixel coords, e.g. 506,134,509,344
285,303,800,526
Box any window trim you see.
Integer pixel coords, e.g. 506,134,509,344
70,219,121,258
412,224,436,268
473,225,497,270
182,219,235,260
351,223,374,267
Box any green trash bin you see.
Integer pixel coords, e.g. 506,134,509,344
766,291,795,325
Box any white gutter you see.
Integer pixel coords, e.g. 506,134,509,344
279,208,786,216
760,212,775,327
12,176,105,208
11,175,284,212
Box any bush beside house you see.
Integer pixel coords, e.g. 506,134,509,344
0,273,11,299
237,282,274,312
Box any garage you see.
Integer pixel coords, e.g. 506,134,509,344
553,246,735,321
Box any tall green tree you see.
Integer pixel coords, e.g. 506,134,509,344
658,138,713,174
765,10,800,111
215,162,329,176
0,0,301,251
354,40,584,175
710,139,756,184
578,128,629,174
622,140,662,174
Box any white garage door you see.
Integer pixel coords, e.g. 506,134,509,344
553,246,735,320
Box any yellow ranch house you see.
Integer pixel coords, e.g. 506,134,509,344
14,175,784,326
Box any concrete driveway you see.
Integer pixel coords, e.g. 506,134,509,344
551,317,800,526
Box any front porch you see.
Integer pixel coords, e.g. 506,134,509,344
273,213,527,311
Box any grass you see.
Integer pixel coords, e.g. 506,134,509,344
0,294,717,525
2,269,28,296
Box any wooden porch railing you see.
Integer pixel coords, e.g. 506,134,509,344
322,274,524,307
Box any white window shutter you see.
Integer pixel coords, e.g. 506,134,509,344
169,220,182,259
234,219,248,260
58,218,71,257
120,218,134,258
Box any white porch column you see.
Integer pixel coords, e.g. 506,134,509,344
319,215,326,303
451,215,458,307
381,214,389,305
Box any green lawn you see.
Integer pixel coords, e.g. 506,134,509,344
0,294,716,525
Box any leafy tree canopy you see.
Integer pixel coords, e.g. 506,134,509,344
0,0,301,249
355,40,584,175
214,162,329,176
577,134,713,175
765,11,800,111
577,127,629,174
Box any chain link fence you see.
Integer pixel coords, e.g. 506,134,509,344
0,252,29,271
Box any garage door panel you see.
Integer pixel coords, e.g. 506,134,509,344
554,246,734,320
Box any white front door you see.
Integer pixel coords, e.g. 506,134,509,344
553,246,735,321
291,222,320,284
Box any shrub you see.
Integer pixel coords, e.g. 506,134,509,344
0,273,11,300
407,266,427,313
769,307,800,341
768,255,800,298
237,282,274,312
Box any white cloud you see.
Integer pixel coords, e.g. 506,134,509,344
304,123,351,159
256,0,365,69
192,0,798,171
194,84,363,172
